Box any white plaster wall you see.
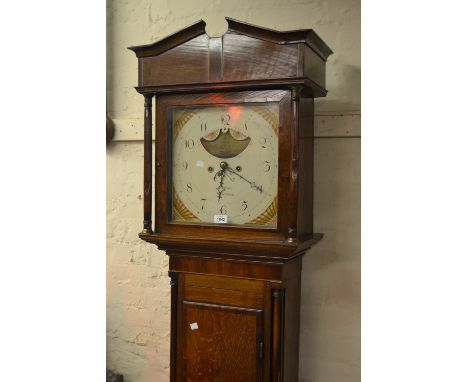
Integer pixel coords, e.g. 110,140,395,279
107,0,360,138
107,142,171,381
107,1,360,381
299,136,360,382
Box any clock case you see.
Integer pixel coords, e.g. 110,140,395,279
129,18,332,382
129,18,332,261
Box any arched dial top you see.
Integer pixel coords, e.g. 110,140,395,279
171,103,279,227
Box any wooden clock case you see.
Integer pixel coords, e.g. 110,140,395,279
129,18,332,382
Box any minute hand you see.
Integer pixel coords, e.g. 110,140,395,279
225,166,263,193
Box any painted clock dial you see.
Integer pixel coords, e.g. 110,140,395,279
171,103,279,227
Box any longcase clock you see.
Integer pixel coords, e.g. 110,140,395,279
129,17,332,382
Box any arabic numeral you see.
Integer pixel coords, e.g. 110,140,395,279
186,183,192,193
220,205,227,214
264,161,271,172
200,198,206,210
241,201,248,211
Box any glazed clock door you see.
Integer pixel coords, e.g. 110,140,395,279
171,103,279,228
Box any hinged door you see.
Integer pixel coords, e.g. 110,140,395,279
182,302,263,381
177,274,269,382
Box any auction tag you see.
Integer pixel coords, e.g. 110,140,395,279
190,322,199,330
214,215,228,224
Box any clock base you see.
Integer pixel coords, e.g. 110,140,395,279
167,252,314,382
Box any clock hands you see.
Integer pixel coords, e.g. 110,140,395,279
214,161,228,202
224,162,263,194
213,161,264,202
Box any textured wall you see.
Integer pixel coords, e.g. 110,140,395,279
107,0,360,127
107,142,171,381
107,1,360,381
299,136,360,382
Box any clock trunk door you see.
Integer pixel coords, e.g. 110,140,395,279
181,302,264,382
177,274,267,382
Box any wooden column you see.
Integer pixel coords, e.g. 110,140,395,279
288,87,301,242
142,93,153,233
271,286,285,382
169,272,179,382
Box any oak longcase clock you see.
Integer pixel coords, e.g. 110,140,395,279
129,17,332,382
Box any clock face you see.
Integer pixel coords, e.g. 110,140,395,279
171,103,279,227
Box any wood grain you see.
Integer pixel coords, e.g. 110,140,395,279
222,32,298,82
169,255,292,282
301,45,327,90
283,274,302,382
224,17,332,61
271,287,285,382
287,88,300,242
129,17,332,96
128,19,207,58
141,35,210,86
184,274,265,309
182,302,263,382
185,273,264,293
142,94,153,233
208,37,223,82
154,90,291,243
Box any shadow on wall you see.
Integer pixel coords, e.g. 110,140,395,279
298,136,361,381
316,64,361,113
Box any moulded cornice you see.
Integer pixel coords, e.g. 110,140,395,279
128,17,333,61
